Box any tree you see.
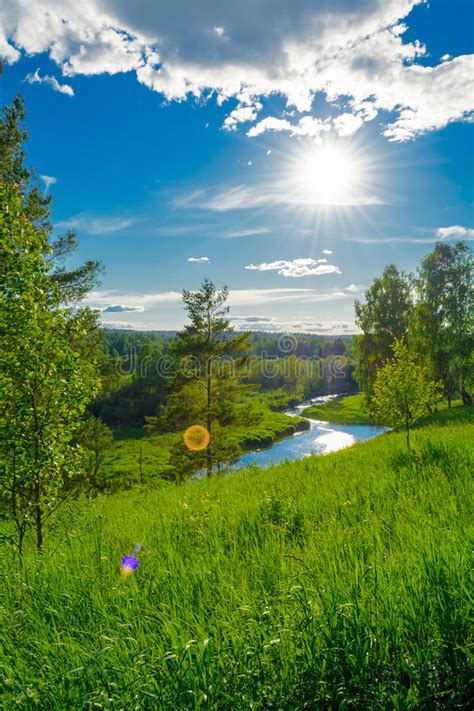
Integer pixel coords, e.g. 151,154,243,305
75,416,113,488
413,241,473,406
147,279,252,478
0,83,103,303
355,265,412,399
0,182,102,556
371,339,441,448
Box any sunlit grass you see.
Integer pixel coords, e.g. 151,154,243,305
0,408,472,708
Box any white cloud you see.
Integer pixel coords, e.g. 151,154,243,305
40,174,57,193
224,102,262,131
345,283,363,293
56,214,135,234
187,256,210,262
322,249,333,255
247,115,330,139
349,225,474,244
245,257,342,278
435,226,474,241
333,112,364,137
2,0,472,141
25,69,74,96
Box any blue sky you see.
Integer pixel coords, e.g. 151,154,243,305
1,0,473,333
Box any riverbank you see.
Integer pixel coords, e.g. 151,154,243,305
2,407,472,708
302,392,373,424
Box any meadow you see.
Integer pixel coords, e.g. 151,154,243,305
302,393,373,425
1,406,472,709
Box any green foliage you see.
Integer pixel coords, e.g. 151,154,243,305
372,339,441,447
355,264,412,398
413,241,473,404
0,411,472,707
0,183,102,554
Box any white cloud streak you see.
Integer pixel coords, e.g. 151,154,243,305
56,214,135,234
187,256,210,262
349,225,474,244
25,69,74,96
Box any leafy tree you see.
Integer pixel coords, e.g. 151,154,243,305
147,279,252,478
0,82,102,303
0,182,102,556
371,339,441,448
355,265,412,399
413,241,473,405
75,416,113,488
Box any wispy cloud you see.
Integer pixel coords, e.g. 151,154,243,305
349,225,474,244
322,249,333,255
86,287,352,312
56,214,136,234
245,258,342,278
171,183,382,212
25,69,74,96
222,227,270,239
231,315,359,335
187,256,210,262
40,175,57,194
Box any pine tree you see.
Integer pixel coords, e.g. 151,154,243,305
147,279,252,478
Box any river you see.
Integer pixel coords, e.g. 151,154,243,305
233,394,387,470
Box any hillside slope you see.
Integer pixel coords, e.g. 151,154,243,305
1,408,473,709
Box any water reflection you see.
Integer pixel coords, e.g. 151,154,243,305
233,395,387,470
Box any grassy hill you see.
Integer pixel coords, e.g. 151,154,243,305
0,407,472,708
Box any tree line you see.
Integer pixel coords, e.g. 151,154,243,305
355,245,473,444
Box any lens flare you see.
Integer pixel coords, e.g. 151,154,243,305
183,425,210,451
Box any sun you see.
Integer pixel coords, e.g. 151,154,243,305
292,143,360,205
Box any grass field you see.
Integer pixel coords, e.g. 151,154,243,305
302,392,373,424
1,405,472,708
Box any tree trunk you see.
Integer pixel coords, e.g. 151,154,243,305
35,476,43,553
405,422,410,449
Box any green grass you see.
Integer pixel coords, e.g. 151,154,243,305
302,392,373,424
1,407,473,708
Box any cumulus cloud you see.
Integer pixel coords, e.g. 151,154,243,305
187,256,210,262
345,284,363,293
1,0,472,142
247,115,331,139
322,249,333,255
25,69,74,96
245,257,342,277
224,102,262,130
